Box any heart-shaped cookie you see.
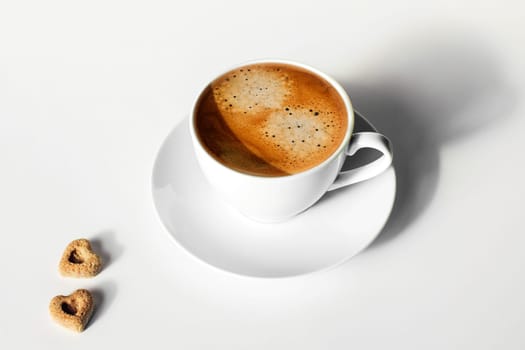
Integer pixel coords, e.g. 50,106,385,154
59,238,102,278
49,289,94,332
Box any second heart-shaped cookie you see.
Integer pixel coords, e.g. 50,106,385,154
59,238,102,278
49,289,94,332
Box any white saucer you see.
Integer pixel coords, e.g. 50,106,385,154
152,112,396,278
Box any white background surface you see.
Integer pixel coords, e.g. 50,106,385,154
1,0,524,349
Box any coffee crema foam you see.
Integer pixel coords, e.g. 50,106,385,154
195,63,348,176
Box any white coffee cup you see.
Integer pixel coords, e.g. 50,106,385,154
189,59,393,222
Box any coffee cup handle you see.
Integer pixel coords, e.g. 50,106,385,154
328,132,393,191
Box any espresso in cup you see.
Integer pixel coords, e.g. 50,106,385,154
194,62,348,176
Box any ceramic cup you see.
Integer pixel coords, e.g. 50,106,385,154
189,59,393,222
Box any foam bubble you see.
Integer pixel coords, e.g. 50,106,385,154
212,67,292,115
260,107,344,171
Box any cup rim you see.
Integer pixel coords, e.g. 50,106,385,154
189,58,355,181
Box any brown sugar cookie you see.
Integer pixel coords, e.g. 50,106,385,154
59,238,102,278
49,289,94,332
